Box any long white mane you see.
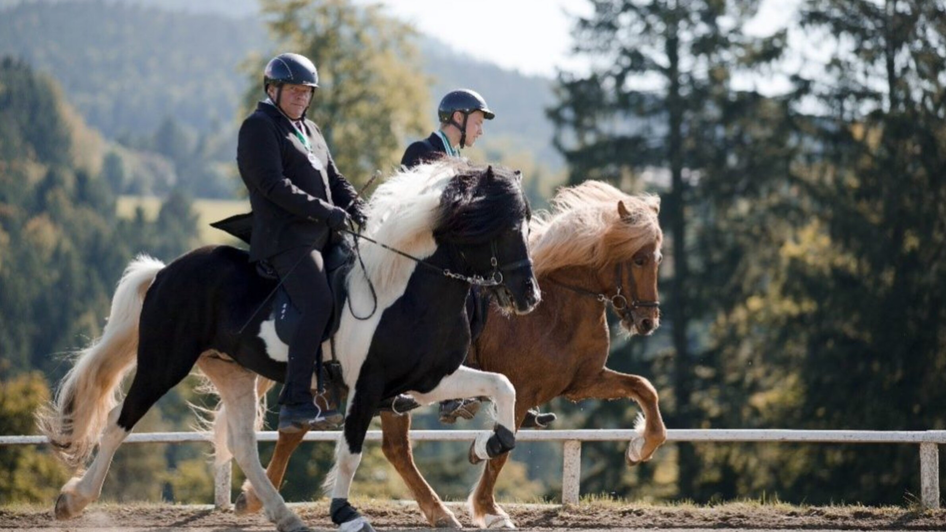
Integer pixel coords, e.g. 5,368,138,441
332,161,461,388
348,161,460,304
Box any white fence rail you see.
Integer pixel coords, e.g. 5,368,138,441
3,429,944,509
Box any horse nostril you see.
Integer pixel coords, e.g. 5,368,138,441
640,319,653,331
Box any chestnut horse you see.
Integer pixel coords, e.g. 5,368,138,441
236,181,667,529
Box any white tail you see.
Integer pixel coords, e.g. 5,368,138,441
36,255,165,470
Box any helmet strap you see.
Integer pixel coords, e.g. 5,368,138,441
449,112,470,149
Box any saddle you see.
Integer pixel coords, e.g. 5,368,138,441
210,213,355,344
211,213,422,417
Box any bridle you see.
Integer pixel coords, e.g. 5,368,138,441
343,229,533,319
454,239,534,288
548,261,659,319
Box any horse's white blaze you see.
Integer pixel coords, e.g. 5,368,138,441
258,319,288,362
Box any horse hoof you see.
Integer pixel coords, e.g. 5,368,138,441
484,513,516,529
234,491,261,515
54,492,78,520
625,435,646,466
468,441,483,465
276,514,311,532
339,516,376,532
433,513,463,528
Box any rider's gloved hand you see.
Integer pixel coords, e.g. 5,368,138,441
326,207,351,231
350,209,367,228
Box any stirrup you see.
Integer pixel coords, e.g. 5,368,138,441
439,398,481,424
522,409,556,429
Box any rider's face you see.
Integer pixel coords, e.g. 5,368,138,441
460,110,485,147
271,83,313,120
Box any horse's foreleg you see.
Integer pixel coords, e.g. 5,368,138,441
411,367,517,464
468,404,533,530
198,358,306,532
236,428,307,515
380,412,461,528
324,389,378,532
469,452,514,529
55,407,128,519
564,368,667,464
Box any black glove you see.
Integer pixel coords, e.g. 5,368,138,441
326,207,351,231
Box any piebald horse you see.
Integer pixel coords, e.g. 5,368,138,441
238,180,667,528
38,161,540,532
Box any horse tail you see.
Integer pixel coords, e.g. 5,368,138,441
36,254,165,470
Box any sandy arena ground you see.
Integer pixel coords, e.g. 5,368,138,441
2,500,945,531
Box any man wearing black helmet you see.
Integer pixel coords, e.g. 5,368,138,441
401,89,494,168
237,52,365,433
400,90,557,430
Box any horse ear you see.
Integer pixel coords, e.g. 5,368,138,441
617,200,631,219
485,165,495,181
514,169,523,182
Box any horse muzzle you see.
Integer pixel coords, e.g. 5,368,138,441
496,277,540,315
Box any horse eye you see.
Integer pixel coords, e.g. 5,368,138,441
634,257,646,266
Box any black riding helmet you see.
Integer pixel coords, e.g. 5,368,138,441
263,53,319,114
437,89,495,148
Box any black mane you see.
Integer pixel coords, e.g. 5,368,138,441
433,162,530,245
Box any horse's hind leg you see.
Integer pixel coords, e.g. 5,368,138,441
565,368,667,464
54,406,128,519
380,411,461,528
467,404,534,530
55,337,200,519
235,426,307,515
198,356,307,532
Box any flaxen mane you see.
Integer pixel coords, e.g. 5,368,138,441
530,181,661,276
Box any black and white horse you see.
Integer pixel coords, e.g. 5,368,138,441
38,161,540,532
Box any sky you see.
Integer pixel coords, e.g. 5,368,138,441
369,0,594,78
369,0,798,82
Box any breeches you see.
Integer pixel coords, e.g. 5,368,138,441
269,246,333,405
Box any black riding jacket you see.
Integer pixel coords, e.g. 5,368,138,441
238,102,361,261
400,131,450,169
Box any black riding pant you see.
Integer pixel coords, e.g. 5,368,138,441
270,246,333,406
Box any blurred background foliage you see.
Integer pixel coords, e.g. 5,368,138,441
0,0,943,509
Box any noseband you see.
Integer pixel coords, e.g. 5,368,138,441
549,262,659,319
452,239,534,288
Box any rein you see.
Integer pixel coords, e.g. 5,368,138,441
340,228,532,321
547,262,659,317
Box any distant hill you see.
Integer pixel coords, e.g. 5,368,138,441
0,0,561,169
0,1,266,137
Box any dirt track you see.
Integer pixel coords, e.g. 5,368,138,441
2,501,945,531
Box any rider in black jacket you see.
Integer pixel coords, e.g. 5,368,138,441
238,53,366,433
